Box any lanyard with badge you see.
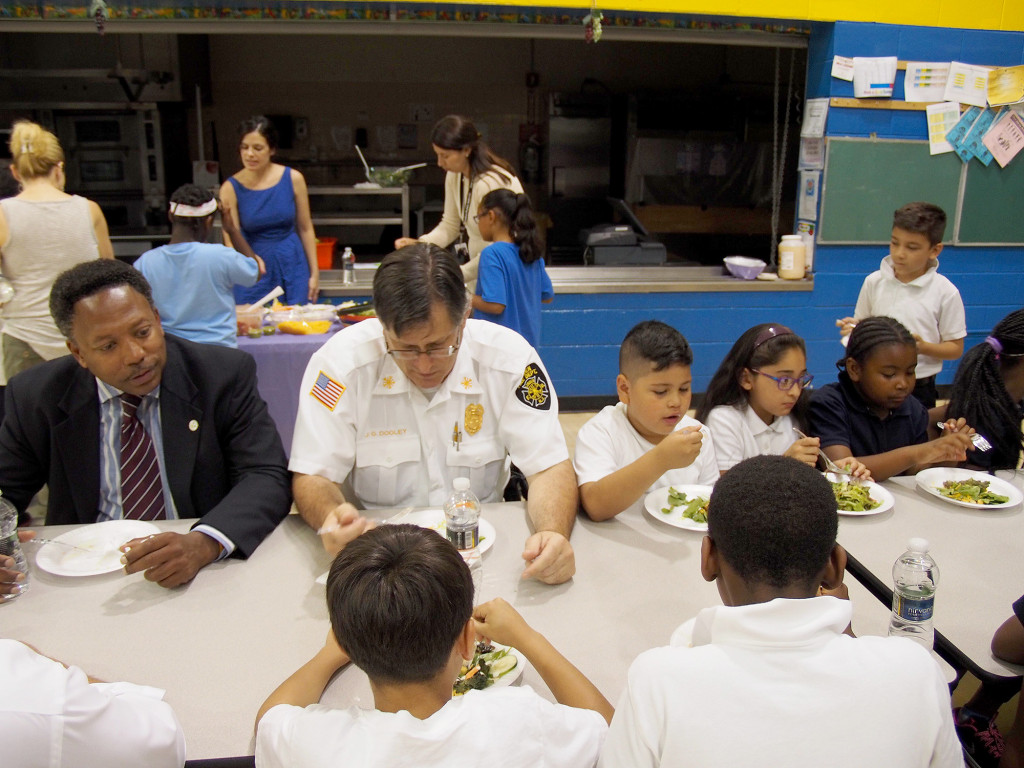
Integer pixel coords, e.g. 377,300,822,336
453,174,473,264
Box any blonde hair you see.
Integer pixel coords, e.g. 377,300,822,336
9,121,64,180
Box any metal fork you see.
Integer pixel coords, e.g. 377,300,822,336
936,423,993,452
793,428,854,476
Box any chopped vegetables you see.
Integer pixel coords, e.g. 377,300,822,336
661,487,710,524
452,642,518,696
938,479,1009,505
831,481,880,512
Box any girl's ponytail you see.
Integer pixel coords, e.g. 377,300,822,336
512,193,543,265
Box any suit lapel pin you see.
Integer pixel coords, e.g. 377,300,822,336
188,419,199,432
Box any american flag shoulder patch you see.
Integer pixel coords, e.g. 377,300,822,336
310,371,345,411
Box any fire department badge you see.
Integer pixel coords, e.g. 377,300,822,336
516,363,551,410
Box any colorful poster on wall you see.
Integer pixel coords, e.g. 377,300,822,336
831,56,855,82
946,106,982,163
797,220,815,271
962,107,1002,166
799,138,824,169
982,110,1024,167
926,102,961,155
852,56,897,98
987,65,1024,107
904,62,950,103
798,171,820,220
944,62,991,108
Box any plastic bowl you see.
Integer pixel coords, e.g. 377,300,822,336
724,256,767,280
368,167,413,187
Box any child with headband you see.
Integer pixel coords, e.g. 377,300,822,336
134,184,263,348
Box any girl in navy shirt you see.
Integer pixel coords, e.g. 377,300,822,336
809,316,974,481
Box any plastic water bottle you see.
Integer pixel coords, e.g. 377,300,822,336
341,247,355,285
443,477,483,600
0,491,28,601
888,537,939,649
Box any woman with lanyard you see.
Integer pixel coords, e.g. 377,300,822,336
395,115,523,285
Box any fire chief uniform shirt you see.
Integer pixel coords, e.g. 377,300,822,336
289,318,568,507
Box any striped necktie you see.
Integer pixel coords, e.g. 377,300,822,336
119,394,166,521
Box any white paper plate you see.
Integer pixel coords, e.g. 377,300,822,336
315,510,497,585
453,643,524,696
35,520,161,577
915,467,1023,510
826,473,896,516
644,485,713,532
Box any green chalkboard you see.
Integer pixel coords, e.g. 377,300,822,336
957,154,1024,244
818,139,963,244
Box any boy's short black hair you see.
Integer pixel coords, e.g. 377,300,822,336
619,320,693,379
50,259,155,340
892,202,946,247
708,455,837,589
326,525,473,685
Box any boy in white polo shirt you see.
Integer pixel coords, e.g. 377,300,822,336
255,524,611,768
837,201,966,408
599,455,963,768
574,320,718,521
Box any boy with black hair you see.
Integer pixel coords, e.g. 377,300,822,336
574,320,717,520
837,201,966,408
256,524,611,768
599,455,962,768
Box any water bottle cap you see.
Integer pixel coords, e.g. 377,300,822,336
907,537,930,553
453,477,471,491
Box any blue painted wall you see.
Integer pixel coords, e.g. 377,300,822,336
539,20,1024,401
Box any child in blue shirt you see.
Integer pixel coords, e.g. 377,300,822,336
471,189,553,348
135,184,262,348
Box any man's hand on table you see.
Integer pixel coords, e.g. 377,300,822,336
0,530,34,596
120,531,220,588
317,504,373,557
521,530,575,585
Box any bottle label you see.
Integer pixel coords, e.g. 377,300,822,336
893,593,934,622
446,525,479,551
779,252,794,271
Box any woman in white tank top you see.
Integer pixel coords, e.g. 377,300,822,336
0,120,113,381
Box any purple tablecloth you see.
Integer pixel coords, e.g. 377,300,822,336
237,328,340,455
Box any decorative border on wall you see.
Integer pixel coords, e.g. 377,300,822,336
0,1,811,35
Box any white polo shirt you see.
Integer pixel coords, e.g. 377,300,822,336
289,318,568,507
600,598,963,768
573,403,718,516
704,404,798,472
853,256,966,379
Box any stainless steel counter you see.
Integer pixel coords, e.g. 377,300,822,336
318,265,813,297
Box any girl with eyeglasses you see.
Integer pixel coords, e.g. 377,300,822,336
809,316,974,482
698,323,869,478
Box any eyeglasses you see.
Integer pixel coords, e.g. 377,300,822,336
386,328,462,361
472,210,491,223
750,369,814,391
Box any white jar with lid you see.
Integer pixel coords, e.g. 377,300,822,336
778,235,806,280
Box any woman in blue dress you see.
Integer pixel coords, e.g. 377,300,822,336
220,116,319,305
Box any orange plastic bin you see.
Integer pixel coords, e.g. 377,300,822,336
315,237,337,270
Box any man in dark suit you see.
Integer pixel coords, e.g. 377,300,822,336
0,260,290,588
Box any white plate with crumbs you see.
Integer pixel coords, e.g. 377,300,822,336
35,520,160,577
916,467,1022,510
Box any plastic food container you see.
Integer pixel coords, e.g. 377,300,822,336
778,235,806,279
269,304,338,327
236,306,267,336
723,256,767,280
315,237,337,270
368,167,414,187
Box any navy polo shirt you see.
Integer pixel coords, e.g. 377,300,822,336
809,372,928,456
1014,593,1024,628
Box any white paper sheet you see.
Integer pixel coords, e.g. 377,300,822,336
926,102,961,155
800,98,829,138
853,56,898,98
905,62,950,103
944,61,992,108
832,56,855,82
798,171,820,221
798,137,825,169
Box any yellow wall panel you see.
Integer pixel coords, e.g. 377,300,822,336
938,0,1004,30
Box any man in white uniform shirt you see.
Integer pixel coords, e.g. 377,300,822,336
290,243,576,584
